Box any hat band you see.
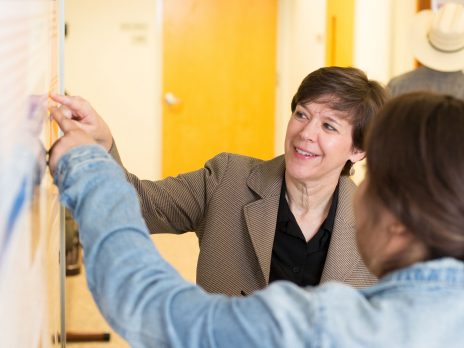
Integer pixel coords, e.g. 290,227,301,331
427,34,464,53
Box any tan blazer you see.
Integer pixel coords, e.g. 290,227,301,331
111,146,377,296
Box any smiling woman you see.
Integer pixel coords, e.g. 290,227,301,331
282,67,385,244
285,102,363,185
50,66,387,295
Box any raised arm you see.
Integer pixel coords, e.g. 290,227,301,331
50,94,229,235
48,107,312,348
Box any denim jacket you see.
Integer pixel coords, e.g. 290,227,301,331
55,145,464,348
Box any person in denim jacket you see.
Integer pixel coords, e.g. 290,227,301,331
48,91,464,348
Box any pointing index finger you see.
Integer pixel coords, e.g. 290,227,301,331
50,93,69,105
50,93,89,117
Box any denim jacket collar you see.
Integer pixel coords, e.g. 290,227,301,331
361,258,464,297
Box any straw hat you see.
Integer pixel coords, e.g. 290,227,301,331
412,3,464,72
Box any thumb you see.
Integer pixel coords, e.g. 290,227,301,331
50,106,79,134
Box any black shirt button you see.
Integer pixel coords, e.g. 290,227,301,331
292,267,301,273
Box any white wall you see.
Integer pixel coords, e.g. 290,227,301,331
64,0,162,179
354,0,416,84
354,0,392,84
389,0,417,78
275,0,326,155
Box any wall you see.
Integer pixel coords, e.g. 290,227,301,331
354,0,416,84
354,0,392,83
275,0,327,155
64,0,162,180
389,0,417,78
0,1,64,347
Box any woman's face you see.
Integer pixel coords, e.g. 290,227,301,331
284,101,364,184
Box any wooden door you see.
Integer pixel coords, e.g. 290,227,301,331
162,0,277,177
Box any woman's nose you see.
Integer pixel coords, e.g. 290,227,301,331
300,121,318,142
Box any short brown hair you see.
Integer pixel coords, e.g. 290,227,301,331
291,66,387,175
365,92,464,261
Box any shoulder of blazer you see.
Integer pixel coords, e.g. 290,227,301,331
335,175,357,227
205,152,264,186
209,152,264,170
245,155,285,198
208,153,285,199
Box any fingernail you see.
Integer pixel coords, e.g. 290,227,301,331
51,93,64,99
62,108,72,118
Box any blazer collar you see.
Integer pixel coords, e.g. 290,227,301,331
244,155,285,283
320,176,363,283
246,155,285,198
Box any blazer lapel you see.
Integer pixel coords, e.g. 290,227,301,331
244,156,285,283
320,176,362,282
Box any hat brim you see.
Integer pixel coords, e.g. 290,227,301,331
411,10,464,72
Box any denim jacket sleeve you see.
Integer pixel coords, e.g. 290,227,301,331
54,145,322,348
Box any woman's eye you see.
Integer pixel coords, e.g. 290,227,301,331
294,111,306,119
323,123,337,131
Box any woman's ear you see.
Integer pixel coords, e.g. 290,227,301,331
387,221,428,267
385,221,418,257
388,221,409,238
349,148,366,164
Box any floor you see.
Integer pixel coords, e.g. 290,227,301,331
65,267,128,348
65,233,199,347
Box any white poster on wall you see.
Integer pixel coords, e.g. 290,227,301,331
0,1,62,347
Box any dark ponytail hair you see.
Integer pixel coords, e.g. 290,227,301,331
365,92,464,261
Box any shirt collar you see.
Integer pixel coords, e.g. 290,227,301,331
277,179,340,234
